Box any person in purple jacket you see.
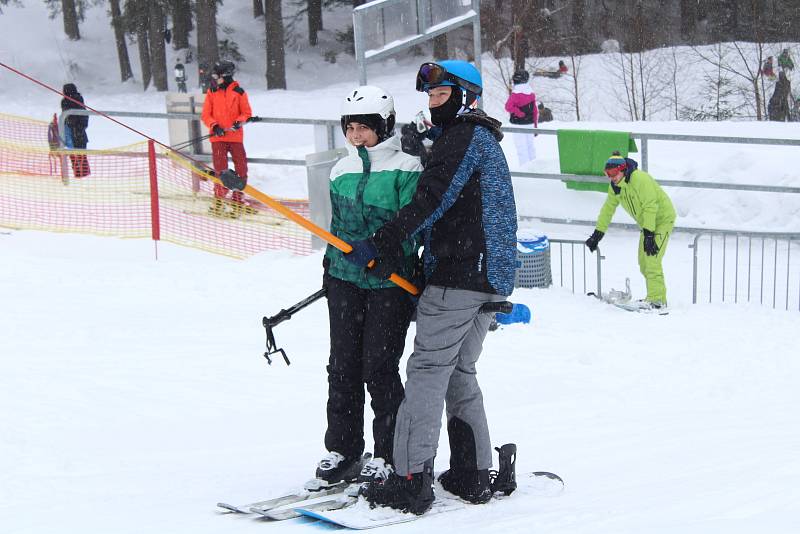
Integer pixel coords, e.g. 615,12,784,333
504,70,538,165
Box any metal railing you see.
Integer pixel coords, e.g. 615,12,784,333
548,239,604,297
62,110,800,194
58,110,343,165
505,126,800,195
690,231,800,311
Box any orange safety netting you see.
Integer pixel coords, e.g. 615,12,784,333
0,112,312,258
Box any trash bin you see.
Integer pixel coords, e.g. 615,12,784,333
514,234,552,288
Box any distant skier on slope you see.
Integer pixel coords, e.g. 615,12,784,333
60,83,90,178
315,85,422,488
584,152,676,311
504,69,539,165
200,60,251,217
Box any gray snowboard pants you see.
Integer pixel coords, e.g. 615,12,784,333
392,285,506,476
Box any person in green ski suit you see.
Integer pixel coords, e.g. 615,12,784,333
585,153,676,309
314,85,423,487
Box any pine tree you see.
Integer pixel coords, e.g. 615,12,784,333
265,0,286,89
109,0,134,82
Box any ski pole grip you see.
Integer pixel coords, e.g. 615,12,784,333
479,301,514,314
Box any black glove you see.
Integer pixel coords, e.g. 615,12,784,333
212,125,225,137
365,256,398,281
344,239,378,267
643,229,659,256
585,229,604,252
232,121,242,131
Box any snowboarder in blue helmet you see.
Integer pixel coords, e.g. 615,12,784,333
350,59,518,515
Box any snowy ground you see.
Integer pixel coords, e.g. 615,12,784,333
2,2,800,533
2,231,800,534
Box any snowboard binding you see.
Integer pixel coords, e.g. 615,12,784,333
489,443,517,496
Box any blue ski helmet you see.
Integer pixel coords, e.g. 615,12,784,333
416,60,483,99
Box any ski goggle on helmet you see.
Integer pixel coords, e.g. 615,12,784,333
416,61,483,97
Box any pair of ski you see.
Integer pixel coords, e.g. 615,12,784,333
218,471,564,529
217,480,355,519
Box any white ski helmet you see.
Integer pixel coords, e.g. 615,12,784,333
340,85,396,141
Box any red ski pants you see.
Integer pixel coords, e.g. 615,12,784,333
211,141,248,201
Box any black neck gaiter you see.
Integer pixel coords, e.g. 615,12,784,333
430,86,463,127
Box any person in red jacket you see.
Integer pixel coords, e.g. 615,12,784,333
201,60,252,216
504,70,538,166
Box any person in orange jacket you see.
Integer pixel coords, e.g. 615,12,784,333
201,60,252,216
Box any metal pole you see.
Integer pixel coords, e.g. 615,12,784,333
691,235,700,304
597,251,603,297
734,235,740,303
353,9,367,86
773,238,778,308
786,238,792,311
709,235,713,303
722,234,727,302
472,0,482,76
640,134,648,171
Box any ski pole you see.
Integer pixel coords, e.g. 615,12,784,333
171,119,254,152
170,132,214,152
262,288,327,365
219,170,419,296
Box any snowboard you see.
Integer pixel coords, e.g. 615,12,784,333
295,471,564,530
589,278,669,315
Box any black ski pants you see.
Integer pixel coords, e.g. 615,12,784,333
324,276,414,464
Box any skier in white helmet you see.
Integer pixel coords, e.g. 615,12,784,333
312,86,424,487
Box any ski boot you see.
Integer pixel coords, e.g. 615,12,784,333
360,464,434,515
311,451,367,487
489,443,517,496
357,457,394,484
438,467,492,503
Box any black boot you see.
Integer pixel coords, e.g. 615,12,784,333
489,443,517,496
315,451,364,484
438,468,492,503
360,465,434,515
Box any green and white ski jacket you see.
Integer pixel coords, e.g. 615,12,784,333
325,134,423,289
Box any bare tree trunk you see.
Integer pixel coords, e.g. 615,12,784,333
196,0,219,84
171,0,192,50
254,0,264,18
62,0,81,40
680,0,697,41
308,0,322,45
149,0,168,91
571,0,588,52
433,34,448,60
265,0,286,89
630,54,639,120
511,0,527,71
110,0,133,82
570,54,581,121
134,0,152,90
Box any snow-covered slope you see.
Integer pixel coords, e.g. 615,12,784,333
2,4,800,533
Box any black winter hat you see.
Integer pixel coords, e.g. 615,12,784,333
63,83,78,95
512,70,529,84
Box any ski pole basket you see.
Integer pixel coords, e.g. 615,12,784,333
262,288,326,366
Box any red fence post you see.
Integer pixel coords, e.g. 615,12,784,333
148,139,161,242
